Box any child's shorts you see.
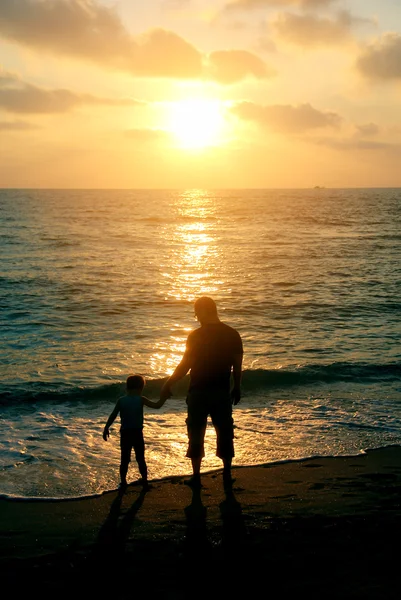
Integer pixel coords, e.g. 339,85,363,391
120,428,145,464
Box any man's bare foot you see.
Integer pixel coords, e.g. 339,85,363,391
223,471,235,489
184,474,202,489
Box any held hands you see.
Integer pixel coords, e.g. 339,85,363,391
103,427,110,441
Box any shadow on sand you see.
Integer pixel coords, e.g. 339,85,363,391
89,485,149,591
184,481,246,555
182,482,247,597
90,481,247,598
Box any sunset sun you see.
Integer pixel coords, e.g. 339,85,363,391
168,99,226,149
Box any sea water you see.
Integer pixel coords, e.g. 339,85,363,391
1,188,400,498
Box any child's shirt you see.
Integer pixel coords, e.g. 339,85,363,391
118,394,143,430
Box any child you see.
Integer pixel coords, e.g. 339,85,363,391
103,374,166,491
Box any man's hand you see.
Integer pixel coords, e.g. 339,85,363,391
160,383,172,403
231,387,241,406
103,427,109,441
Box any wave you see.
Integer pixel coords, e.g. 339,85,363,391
1,361,400,406
241,362,401,390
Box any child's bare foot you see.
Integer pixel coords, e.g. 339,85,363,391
118,481,127,493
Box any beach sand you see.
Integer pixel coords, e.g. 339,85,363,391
1,445,401,599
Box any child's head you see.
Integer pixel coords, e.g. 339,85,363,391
126,374,145,393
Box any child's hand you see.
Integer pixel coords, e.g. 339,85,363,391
103,427,110,441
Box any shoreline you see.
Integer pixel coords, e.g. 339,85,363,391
1,444,401,598
0,443,394,503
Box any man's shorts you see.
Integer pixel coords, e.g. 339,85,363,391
120,428,145,465
185,389,234,460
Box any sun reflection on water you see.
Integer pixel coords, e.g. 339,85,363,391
149,338,187,375
165,189,222,303
150,190,225,375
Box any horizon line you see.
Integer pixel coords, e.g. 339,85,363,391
1,186,401,191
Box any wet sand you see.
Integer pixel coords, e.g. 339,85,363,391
1,445,401,598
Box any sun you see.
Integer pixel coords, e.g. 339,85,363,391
168,98,226,150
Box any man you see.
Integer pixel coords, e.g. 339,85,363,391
160,296,243,488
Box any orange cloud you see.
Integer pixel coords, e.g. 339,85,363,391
0,0,132,59
0,71,142,113
205,50,274,84
357,34,401,80
0,0,270,83
315,137,399,152
354,123,380,137
224,0,337,11
0,119,39,130
131,28,203,79
273,10,364,47
231,101,341,132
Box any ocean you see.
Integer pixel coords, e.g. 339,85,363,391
1,188,400,499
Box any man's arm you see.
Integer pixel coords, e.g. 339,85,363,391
159,352,192,402
231,352,243,405
103,400,120,441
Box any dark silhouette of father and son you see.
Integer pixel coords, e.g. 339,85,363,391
103,296,243,492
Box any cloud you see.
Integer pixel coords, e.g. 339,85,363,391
356,33,401,80
231,101,341,132
0,0,201,78
0,0,132,58
223,0,337,11
0,0,269,83
0,119,39,130
0,71,142,113
354,123,380,137
205,50,274,83
273,10,364,47
315,137,400,152
131,28,203,79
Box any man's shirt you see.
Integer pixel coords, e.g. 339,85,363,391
186,322,243,392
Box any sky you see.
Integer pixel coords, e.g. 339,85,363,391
1,0,401,188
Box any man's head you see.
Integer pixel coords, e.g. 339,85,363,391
126,374,145,393
194,296,219,324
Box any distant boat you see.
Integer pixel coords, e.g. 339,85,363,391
314,185,325,189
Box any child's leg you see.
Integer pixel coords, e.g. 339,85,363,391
120,430,132,486
137,458,148,482
133,429,148,483
119,461,129,486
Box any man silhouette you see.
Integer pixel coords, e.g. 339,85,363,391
160,297,243,488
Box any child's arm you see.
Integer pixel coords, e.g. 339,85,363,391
142,395,166,409
103,400,120,441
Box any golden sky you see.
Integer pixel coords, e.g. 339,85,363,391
1,0,401,188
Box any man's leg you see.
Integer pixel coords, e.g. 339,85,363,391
186,440,204,488
186,394,207,487
211,395,235,487
222,457,234,487
191,457,202,477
